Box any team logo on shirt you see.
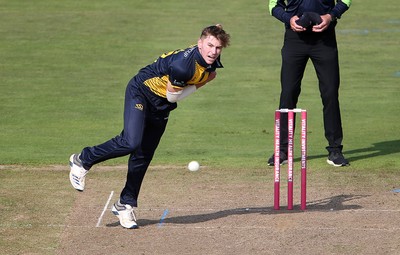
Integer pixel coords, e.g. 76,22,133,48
135,103,143,111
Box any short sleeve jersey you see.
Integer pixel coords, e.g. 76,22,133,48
133,45,223,110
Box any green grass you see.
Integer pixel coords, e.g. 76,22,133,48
0,1,399,254
1,0,398,170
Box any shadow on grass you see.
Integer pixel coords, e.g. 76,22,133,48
106,194,368,227
307,139,400,163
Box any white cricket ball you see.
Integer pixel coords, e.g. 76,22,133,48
188,161,200,171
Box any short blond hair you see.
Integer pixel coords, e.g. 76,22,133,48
200,24,231,48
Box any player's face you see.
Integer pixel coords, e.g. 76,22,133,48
197,35,223,65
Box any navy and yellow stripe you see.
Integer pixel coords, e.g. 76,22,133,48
137,45,222,99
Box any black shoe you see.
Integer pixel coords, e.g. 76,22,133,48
267,152,288,166
327,151,350,167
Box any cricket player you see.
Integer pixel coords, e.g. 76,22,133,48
268,0,351,167
69,24,230,229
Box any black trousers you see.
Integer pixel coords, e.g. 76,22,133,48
80,83,169,207
279,28,343,153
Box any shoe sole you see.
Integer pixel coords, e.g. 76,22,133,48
69,171,84,191
69,155,84,191
327,159,350,167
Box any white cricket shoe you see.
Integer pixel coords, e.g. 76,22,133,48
69,154,88,191
112,201,138,229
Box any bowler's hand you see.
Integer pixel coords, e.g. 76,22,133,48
312,14,332,32
207,71,217,82
290,16,306,32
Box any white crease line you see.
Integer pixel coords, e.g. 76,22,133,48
96,191,114,227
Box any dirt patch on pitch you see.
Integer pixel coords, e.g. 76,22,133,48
57,166,400,255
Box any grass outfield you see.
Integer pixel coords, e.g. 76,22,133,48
0,0,399,254
1,0,398,170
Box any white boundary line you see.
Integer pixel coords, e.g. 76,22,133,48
96,191,114,227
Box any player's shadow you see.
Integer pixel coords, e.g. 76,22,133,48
106,194,368,227
302,194,368,210
307,139,400,163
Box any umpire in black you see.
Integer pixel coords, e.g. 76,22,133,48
268,0,352,167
